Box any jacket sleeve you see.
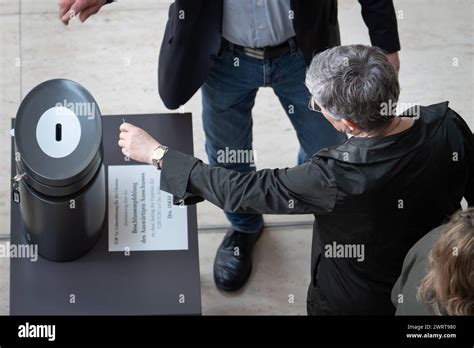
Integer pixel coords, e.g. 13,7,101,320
358,0,401,53
160,149,338,215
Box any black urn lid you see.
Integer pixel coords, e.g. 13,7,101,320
14,79,103,195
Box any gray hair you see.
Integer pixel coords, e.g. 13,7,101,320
305,45,400,132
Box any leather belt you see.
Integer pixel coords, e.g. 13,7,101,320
222,37,295,60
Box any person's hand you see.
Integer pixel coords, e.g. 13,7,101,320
118,123,161,164
59,0,106,25
385,51,400,73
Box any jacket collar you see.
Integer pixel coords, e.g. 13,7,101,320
315,102,450,164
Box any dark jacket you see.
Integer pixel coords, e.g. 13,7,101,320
158,0,401,109
391,225,445,315
160,102,474,315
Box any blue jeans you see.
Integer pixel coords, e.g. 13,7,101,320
201,40,346,233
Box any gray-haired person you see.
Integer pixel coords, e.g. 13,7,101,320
119,45,474,315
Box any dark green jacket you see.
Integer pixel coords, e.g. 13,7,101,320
391,226,445,315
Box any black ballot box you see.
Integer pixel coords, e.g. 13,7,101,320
10,113,201,315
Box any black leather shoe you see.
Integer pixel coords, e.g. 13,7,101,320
213,228,263,292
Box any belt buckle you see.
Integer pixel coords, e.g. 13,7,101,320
243,47,265,60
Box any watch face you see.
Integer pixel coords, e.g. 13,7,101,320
154,147,165,160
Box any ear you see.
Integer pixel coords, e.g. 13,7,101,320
341,118,358,133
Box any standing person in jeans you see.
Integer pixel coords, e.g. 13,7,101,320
59,0,401,292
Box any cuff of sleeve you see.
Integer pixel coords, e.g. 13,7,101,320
160,148,204,205
372,34,401,54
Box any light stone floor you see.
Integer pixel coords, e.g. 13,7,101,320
0,0,472,315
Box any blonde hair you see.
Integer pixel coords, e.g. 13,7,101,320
417,208,474,315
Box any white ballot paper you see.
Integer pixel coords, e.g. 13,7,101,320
108,165,188,252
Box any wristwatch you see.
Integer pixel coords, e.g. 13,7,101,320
151,145,169,170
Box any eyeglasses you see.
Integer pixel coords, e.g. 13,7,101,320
308,97,322,113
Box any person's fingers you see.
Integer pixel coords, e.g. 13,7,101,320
60,8,73,25
60,0,85,24
60,7,76,24
59,0,73,20
119,132,127,140
118,139,126,148
119,123,131,132
79,3,101,23
121,147,128,156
